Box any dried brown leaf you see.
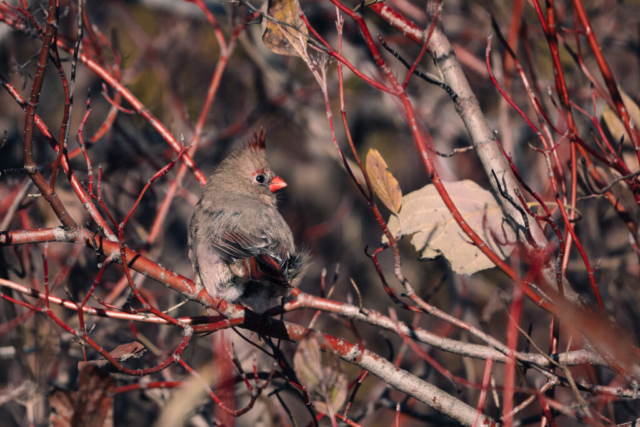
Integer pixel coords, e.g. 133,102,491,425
386,180,515,275
366,148,402,214
50,389,75,427
50,365,115,427
78,342,145,370
262,0,308,58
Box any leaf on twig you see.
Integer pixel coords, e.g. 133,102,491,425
293,334,347,416
262,0,308,58
385,180,515,275
78,342,145,370
365,148,402,214
293,334,322,391
601,88,640,166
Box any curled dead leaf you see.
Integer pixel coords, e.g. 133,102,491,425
385,180,515,275
365,148,402,214
78,342,145,370
262,0,308,58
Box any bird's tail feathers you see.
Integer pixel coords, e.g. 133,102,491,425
288,249,310,287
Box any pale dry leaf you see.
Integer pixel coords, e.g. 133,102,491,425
155,364,214,427
385,180,515,275
365,148,402,214
294,334,348,415
293,334,322,393
262,0,308,58
621,90,640,132
602,105,627,146
601,88,640,171
619,90,640,173
322,351,347,412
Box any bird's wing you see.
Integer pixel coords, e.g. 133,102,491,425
210,231,270,262
210,231,290,284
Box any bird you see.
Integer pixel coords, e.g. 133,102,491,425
188,130,308,313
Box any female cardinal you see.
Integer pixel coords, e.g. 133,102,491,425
188,130,308,313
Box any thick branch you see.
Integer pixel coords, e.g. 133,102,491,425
0,227,496,426
371,2,581,304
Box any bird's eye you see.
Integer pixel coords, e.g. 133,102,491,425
255,174,266,184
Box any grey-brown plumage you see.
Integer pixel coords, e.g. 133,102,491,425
188,130,308,313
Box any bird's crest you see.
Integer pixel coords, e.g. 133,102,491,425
247,129,266,153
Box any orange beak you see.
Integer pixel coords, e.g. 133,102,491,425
269,175,287,193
